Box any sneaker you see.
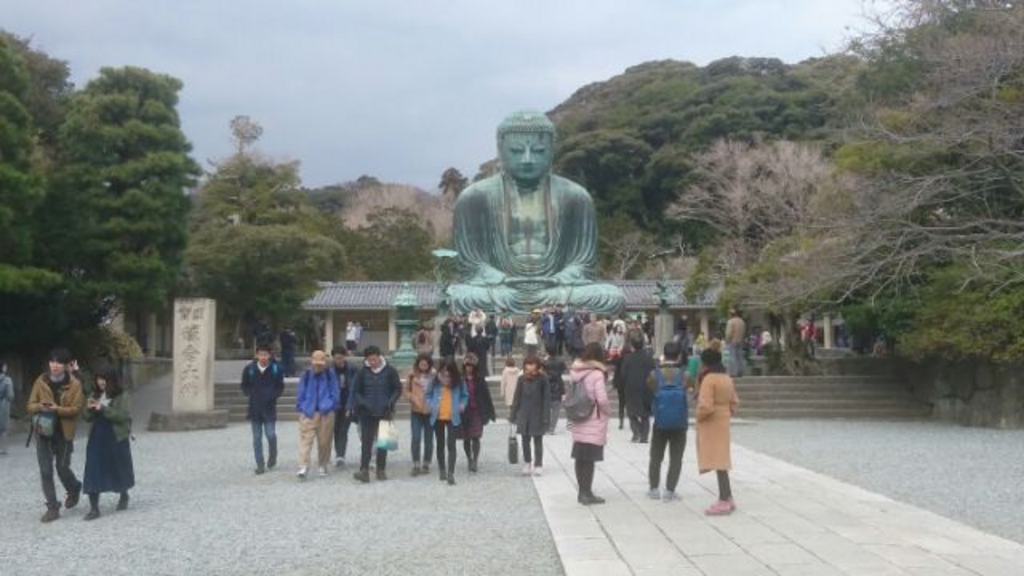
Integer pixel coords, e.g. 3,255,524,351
421,463,430,475
334,457,346,469
411,464,421,477
376,470,387,482
727,498,736,511
647,488,661,500
254,466,266,475
64,484,82,509
532,467,543,477
318,466,328,478
663,490,680,503
353,469,370,483
522,464,533,476
83,509,100,521
705,500,734,516
447,476,456,486
579,494,606,506
297,467,308,480
439,471,448,482
40,506,60,523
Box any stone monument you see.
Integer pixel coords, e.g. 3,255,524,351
450,110,625,314
148,298,229,431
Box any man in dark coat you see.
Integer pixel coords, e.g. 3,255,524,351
351,346,401,483
241,343,285,474
616,338,656,443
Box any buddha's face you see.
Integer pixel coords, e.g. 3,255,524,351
500,132,553,185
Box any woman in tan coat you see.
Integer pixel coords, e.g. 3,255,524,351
696,342,739,516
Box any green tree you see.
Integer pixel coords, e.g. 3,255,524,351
185,119,344,337
38,66,199,315
345,207,435,281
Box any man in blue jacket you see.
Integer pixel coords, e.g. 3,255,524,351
352,346,401,483
241,343,285,475
295,350,339,480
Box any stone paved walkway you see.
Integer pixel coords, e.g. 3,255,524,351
534,429,1024,576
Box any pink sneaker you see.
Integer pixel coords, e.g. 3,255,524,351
727,498,736,511
704,500,734,516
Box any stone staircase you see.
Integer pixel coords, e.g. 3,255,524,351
215,376,623,423
732,375,929,419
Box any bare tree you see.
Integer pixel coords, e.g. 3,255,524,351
229,115,263,156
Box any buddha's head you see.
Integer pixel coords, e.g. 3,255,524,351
497,110,556,188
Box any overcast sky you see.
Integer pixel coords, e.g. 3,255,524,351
4,0,869,190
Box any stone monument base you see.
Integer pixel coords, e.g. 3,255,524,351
148,410,230,432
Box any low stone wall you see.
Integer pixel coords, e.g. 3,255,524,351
897,360,1024,429
122,357,173,389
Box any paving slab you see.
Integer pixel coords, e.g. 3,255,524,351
533,426,1024,576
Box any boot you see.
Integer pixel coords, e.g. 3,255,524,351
64,483,82,509
40,505,60,523
267,438,278,470
117,492,129,511
84,508,100,521
376,469,388,481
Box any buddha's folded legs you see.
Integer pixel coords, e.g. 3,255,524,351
450,282,624,315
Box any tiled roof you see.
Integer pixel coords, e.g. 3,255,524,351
305,280,718,310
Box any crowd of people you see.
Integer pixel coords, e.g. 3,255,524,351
237,308,740,515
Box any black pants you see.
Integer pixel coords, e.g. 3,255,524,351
333,409,352,459
717,470,732,500
521,434,543,467
36,433,80,508
463,436,480,462
574,460,596,496
358,415,387,472
434,420,458,476
629,414,650,442
615,381,626,424
649,428,687,491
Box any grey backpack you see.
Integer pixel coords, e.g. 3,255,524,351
563,376,595,423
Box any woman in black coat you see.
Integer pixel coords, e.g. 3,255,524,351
618,339,655,443
458,353,495,472
510,356,550,475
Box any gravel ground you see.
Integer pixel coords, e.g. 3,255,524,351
733,419,1024,544
0,421,562,576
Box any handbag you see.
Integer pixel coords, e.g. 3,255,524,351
376,419,399,451
507,423,519,464
33,412,56,438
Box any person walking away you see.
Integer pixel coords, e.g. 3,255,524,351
563,309,583,359
696,342,740,515
279,327,297,377
510,356,550,476
568,343,610,505
724,309,746,377
241,343,285,474
0,362,13,455
295,350,339,480
352,346,401,483
500,356,520,409
458,353,496,473
646,342,688,502
331,345,358,468
404,354,435,476
81,368,135,520
620,338,655,443
523,314,541,357
26,348,85,522
498,312,514,357
426,358,468,485
543,345,566,435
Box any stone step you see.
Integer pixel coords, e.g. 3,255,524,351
739,407,930,419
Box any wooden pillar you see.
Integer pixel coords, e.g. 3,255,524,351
699,311,710,339
823,314,834,349
324,312,334,353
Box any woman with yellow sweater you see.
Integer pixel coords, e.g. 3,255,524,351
426,358,468,486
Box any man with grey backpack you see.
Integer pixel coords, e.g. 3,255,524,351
646,341,689,502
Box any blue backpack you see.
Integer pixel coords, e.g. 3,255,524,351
652,365,687,430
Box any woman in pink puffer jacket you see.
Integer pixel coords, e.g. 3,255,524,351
567,342,610,505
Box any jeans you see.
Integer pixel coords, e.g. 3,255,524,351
36,433,80,508
727,343,744,377
500,334,512,357
648,428,687,491
359,415,387,472
250,418,277,467
410,412,434,464
434,420,458,476
521,434,543,467
333,409,352,459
